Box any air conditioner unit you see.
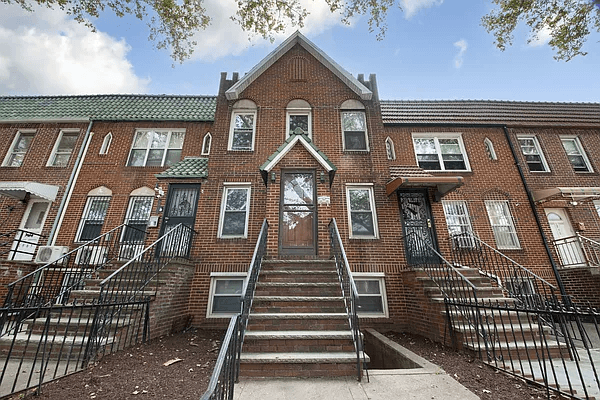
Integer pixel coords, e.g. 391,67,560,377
75,246,108,265
34,246,69,264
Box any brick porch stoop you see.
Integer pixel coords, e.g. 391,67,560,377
239,259,369,378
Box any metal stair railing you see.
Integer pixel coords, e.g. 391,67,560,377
328,218,368,382
551,234,600,268
1,229,47,261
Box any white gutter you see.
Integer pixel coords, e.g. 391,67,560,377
48,121,94,245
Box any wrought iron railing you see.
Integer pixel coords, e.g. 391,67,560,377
0,229,47,261
328,219,368,382
2,223,148,312
450,231,560,308
200,219,268,400
551,234,600,269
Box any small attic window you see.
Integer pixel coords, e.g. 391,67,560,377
484,138,497,160
202,132,212,155
100,132,112,155
385,137,396,160
290,56,307,81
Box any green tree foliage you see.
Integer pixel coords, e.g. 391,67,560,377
481,0,600,61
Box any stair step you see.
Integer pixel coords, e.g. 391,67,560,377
240,351,368,364
245,330,352,340
249,313,347,320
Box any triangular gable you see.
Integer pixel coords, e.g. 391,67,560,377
259,133,337,185
226,31,372,101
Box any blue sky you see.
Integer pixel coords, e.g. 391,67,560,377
1,0,599,102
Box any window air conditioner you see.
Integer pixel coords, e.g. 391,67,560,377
34,246,69,264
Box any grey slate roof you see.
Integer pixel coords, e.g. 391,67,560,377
155,157,208,179
381,100,600,127
0,95,217,122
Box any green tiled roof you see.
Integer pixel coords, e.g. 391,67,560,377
259,133,337,172
155,157,209,179
0,95,216,122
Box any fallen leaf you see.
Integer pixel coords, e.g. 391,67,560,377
163,358,183,366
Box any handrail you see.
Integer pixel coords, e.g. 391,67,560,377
551,233,600,268
328,218,368,382
0,229,47,260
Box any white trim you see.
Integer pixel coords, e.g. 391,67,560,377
517,135,550,172
206,274,246,318
385,137,396,160
99,132,112,155
286,110,312,139
201,132,212,155
2,130,36,167
228,111,257,151
218,184,251,239
126,128,186,167
346,184,379,239
341,111,369,151
262,135,334,173
484,137,497,160
46,129,80,167
411,132,471,172
560,136,593,173
352,273,388,318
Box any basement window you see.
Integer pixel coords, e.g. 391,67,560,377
353,273,388,318
207,273,246,317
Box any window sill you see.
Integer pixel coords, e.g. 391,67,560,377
358,313,389,319
343,150,370,154
349,236,379,240
227,149,254,153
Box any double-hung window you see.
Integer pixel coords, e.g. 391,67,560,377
517,136,549,172
3,131,34,167
207,273,246,317
442,200,475,248
342,111,368,151
122,196,153,243
286,99,312,138
127,129,184,167
354,273,388,317
218,184,251,238
77,196,111,242
412,134,469,171
229,112,256,150
485,200,520,250
346,185,378,238
48,130,78,167
561,137,593,172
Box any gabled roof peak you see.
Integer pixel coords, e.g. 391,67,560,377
225,31,372,101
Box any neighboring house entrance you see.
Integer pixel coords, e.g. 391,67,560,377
545,208,585,267
398,191,439,265
10,199,49,261
158,184,200,257
279,170,317,256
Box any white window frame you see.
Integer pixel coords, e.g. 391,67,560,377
201,132,212,155
228,111,256,151
595,201,600,218
442,200,475,248
341,111,369,151
560,136,593,173
2,130,35,167
286,110,312,138
385,137,396,160
346,184,379,239
517,135,550,172
484,137,497,160
218,183,251,239
353,273,388,318
485,200,521,250
411,133,471,172
47,129,79,167
207,273,247,318
126,129,185,167
99,132,112,155
76,195,111,242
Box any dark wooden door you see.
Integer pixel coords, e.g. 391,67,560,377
398,191,439,265
158,184,200,257
279,171,317,255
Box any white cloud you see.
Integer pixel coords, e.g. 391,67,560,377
0,5,149,95
453,39,467,68
189,0,345,61
400,0,444,18
529,26,552,47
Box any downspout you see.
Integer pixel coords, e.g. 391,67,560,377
502,125,568,299
47,120,95,246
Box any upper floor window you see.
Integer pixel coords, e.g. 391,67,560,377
517,136,549,172
127,129,184,167
385,137,396,160
218,184,251,238
99,132,112,155
346,184,379,239
201,132,212,155
341,100,368,151
485,200,520,250
76,186,112,242
229,100,257,151
286,99,311,138
47,130,78,167
412,133,470,171
561,137,593,173
484,137,497,160
2,130,34,167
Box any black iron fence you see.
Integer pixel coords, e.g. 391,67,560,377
329,219,368,382
551,234,600,269
0,229,47,261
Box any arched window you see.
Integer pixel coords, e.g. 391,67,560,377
484,137,497,160
202,132,212,155
286,99,312,138
122,187,154,245
229,100,257,151
100,132,112,155
385,137,396,160
76,186,112,241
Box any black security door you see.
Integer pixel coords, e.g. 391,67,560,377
398,191,439,265
158,184,200,257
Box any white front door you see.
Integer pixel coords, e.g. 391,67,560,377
545,208,585,267
10,200,50,261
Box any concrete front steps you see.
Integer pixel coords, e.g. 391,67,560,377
239,259,368,378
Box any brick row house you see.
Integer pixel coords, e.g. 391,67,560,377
1,32,599,360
